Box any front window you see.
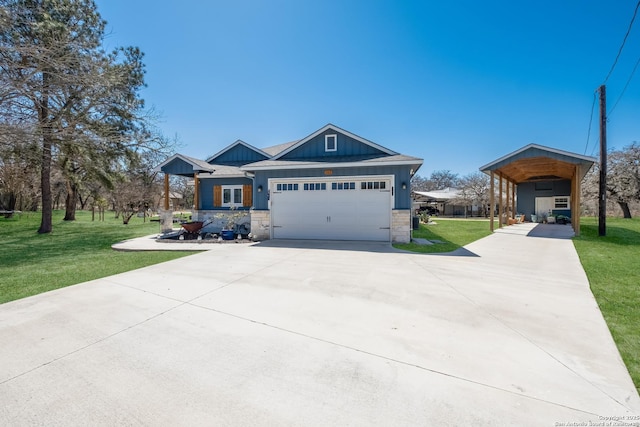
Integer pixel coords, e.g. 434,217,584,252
222,185,243,207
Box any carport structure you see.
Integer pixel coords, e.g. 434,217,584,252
480,144,595,236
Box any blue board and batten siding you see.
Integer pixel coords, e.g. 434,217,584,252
517,180,572,220
198,177,252,210
161,158,198,176
280,130,387,160
210,144,268,166
252,165,413,210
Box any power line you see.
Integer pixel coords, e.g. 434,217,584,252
588,0,640,155
603,0,640,84
608,53,640,117
590,136,600,157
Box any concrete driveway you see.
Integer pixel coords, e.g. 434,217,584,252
1,223,638,426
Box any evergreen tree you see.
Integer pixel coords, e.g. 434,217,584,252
0,0,148,231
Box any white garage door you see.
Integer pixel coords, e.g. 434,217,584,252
270,177,392,241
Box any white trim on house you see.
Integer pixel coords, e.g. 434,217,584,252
197,172,253,179
221,185,244,208
243,158,421,171
270,123,398,160
325,134,337,152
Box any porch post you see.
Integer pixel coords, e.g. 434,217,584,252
490,171,495,232
511,179,516,218
498,172,503,228
505,179,511,223
193,173,199,211
573,166,581,236
163,174,170,210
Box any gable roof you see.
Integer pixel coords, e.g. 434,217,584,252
157,124,422,176
479,143,596,183
153,153,216,174
261,140,299,157
205,139,270,163
270,123,398,160
153,154,248,178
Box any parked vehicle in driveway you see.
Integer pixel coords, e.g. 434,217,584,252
416,206,439,216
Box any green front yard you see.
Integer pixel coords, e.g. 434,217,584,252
573,217,640,395
0,210,196,304
394,217,494,253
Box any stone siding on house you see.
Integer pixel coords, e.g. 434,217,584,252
391,209,411,243
250,210,271,241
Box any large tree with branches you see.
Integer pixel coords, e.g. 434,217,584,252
0,0,156,232
583,143,640,218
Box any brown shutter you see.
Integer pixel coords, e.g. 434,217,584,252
213,185,222,207
243,184,252,207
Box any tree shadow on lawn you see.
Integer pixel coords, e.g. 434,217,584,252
0,222,156,269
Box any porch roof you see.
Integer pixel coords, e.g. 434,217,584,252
479,144,596,183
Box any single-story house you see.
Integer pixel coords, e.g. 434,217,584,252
155,124,423,243
412,188,484,217
479,144,596,235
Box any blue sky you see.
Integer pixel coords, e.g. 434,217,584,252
95,0,640,177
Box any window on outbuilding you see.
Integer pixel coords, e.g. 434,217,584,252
554,196,570,209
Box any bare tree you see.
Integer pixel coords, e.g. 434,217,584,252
410,174,432,192
456,172,491,217
411,170,461,193
429,170,460,190
582,143,640,218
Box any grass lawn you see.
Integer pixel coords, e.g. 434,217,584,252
0,210,197,304
393,217,495,253
573,216,640,394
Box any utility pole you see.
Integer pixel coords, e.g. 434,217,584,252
598,85,607,237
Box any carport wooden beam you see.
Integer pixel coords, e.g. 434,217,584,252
511,180,516,218
505,179,510,223
498,172,503,228
572,165,581,236
490,171,495,231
